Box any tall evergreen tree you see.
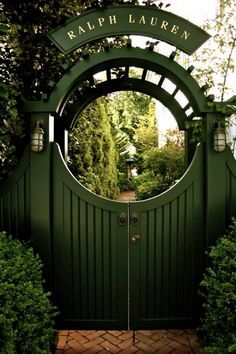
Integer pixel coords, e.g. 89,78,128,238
68,98,119,199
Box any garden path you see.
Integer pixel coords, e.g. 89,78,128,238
118,190,136,202
55,329,202,353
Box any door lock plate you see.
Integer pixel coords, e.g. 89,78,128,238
130,234,140,243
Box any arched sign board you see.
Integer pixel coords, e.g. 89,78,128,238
48,5,210,55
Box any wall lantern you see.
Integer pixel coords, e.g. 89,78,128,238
30,121,44,152
213,122,226,153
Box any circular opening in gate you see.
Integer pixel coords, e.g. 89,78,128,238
67,90,187,202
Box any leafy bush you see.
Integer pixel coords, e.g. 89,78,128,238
135,144,185,200
0,81,26,182
118,172,137,192
199,218,236,353
134,171,167,200
0,231,58,354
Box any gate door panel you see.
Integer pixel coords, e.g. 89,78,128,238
129,145,204,329
52,144,129,329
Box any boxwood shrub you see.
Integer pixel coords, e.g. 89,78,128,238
0,231,58,353
199,218,236,353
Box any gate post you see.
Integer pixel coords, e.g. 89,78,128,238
30,112,54,287
203,112,226,247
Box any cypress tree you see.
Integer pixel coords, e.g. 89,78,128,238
68,98,119,199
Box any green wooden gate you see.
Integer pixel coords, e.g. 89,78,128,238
1,4,236,331
52,142,203,329
52,144,128,329
129,146,203,329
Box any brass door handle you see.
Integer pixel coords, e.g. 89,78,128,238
130,234,140,243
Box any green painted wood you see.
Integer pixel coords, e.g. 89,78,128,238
225,146,236,221
129,144,204,329
52,143,128,329
203,113,227,247
47,5,210,55
0,147,31,239
21,48,210,115
30,113,54,285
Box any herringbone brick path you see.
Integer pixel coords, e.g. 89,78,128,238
55,329,202,353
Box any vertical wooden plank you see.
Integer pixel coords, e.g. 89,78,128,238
0,150,31,241
87,203,95,318
79,198,88,319
110,212,118,320
10,184,18,237
95,207,103,318
176,192,186,318
62,184,73,317
154,207,163,318
0,150,29,237
231,173,236,219
117,209,128,326
139,212,147,320
102,209,111,319
169,198,178,317
18,176,26,238
0,196,3,229
25,167,31,237
129,205,142,329
231,172,236,213
226,152,236,220
52,169,64,320
184,185,194,317
147,210,155,319
72,193,80,318
162,203,170,318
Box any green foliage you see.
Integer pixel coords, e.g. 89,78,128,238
68,98,119,199
208,101,236,117
192,0,236,101
134,100,158,151
107,90,156,184
1,0,137,100
185,120,202,144
118,172,137,192
199,218,236,354
135,131,185,200
0,231,58,353
108,90,152,142
134,171,164,200
0,81,27,181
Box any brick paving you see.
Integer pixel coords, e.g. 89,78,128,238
55,329,202,353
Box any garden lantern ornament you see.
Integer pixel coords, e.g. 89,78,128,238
213,122,226,152
30,120,44,152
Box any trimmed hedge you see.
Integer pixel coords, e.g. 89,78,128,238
199,218,236,353
0,231,58,353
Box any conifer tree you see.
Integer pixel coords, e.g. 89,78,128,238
68,98,119,199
